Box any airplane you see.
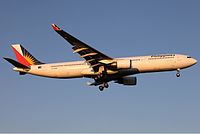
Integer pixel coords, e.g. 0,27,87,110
4,24,197,91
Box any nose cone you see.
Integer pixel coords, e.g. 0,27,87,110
192,58,197,65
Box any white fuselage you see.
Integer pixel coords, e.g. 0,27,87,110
13,54,197,78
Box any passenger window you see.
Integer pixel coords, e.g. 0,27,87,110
38,66,42,69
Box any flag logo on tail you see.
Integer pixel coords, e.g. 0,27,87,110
11,44,43,66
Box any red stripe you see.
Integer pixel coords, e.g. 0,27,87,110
11,46,31,66
51,24,60,31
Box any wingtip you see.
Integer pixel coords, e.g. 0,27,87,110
3,57,9,60
51,24,60,31
3,57,11,62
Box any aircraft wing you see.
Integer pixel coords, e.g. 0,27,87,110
51,24,112,72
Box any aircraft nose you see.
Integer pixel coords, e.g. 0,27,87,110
191,58,197,65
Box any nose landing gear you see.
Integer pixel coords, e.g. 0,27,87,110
176,69,180,77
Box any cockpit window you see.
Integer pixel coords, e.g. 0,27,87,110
187,56,192,58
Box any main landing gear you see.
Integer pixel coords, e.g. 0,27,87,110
176,69,180,77
99,83,109,91
94,71,109,91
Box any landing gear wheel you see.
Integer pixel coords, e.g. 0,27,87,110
99,86,104,91
96,73,104,80
100,73,104,77
104,83,109,88
176,73,180,77
176,69,180,77
94,77,98,81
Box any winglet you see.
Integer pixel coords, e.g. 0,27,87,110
51,24,60,31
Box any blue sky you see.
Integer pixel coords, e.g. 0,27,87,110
0,0,200,132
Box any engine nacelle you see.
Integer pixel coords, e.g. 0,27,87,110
116,76,137,85
112,59,132,69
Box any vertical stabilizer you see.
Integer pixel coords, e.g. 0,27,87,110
11,44,43,66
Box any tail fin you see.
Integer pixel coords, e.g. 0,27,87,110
11,44,43,66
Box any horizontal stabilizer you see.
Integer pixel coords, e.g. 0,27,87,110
3,57,30,69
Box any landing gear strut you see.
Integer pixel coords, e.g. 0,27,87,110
95,66,109,91
176,69,180,77
104,83,109,88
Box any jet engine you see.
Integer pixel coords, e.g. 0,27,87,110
115,76,137,85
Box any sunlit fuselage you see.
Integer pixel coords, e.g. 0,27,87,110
13,54,197,78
